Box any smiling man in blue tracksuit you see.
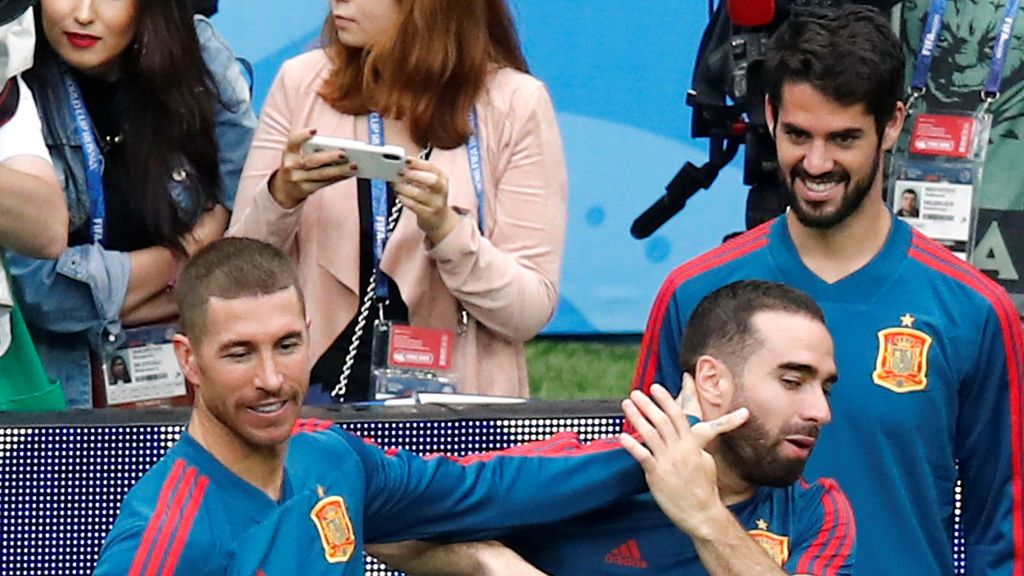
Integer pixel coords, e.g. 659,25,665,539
91,238,660,576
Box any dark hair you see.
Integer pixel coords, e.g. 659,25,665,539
117,0,221,254
176,238,305,342
30,1,221,254
680,280,826,376
763,6,904,137
902,189,917,198
319,0,528,149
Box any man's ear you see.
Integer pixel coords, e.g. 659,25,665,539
881,101,907,152
693,354,736,417
765,95,777,140
172,334,200,390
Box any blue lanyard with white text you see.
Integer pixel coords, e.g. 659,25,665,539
909,0,947,98
367,110,485,299
60,66,106,246
911,0,1021,104
367,112,390,299
985,0,1022,99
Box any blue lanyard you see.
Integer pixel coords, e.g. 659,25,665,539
466,110,485,232
368,112,390,298
60,66,106,246
367,110,485,299
910,0,947,94
911,0,1020,102
985,0,1022,98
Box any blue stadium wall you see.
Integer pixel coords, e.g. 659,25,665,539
212,0,748,334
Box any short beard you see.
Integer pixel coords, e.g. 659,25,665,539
784,146,881,230
716,393,818,488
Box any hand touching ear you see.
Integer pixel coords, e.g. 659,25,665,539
620,383,748,533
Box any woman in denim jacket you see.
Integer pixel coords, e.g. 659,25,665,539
8,0,256,408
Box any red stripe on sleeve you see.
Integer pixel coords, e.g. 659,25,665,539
818,480,855,575
832,487,856,575
632,223,773,395
433,432,623,465
811,484,849,575
129,459,186,576
143,466,199,576
291,418,334,435
797,480,838,574
160,474,210,576
910,235,1024,576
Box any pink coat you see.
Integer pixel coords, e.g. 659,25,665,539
228,50,568,397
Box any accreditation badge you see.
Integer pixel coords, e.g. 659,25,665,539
890,110,991,259
370,320,458,399
91,323,190,408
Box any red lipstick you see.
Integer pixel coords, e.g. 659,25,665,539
65,32,100,48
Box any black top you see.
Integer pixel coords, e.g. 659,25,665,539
309,177,409,403
67,70,157,252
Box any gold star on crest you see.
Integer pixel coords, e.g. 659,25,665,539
317,485,326,498
900,313,916,327
756,518,769,530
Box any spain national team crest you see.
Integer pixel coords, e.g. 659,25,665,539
872,314,932,393
748,528,789,565
310,494,356,563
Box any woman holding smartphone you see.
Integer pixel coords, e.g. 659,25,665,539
230,0,568,402
9,0,255,407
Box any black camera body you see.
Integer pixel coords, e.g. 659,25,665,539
630,0,901,236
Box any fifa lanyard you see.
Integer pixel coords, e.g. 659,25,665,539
909,0,1021,109
61,66,107,246
367,110,485,300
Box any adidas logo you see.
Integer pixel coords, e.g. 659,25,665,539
604,539,648,569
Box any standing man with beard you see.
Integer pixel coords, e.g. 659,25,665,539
632,6,1024,575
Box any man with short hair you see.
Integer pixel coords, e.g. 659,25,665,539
0,0,68,410
92,238,747,576
372,280,854,575
896,188,919,218
633,6,1023,574
513,280,851,574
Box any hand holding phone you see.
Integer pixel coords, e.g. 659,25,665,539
302,136,407,182
270,129,362,209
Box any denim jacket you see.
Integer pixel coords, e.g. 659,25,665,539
8,16,256,407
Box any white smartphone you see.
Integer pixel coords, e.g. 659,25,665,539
302,135,407,182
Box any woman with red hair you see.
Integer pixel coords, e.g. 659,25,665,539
230,0,567,403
